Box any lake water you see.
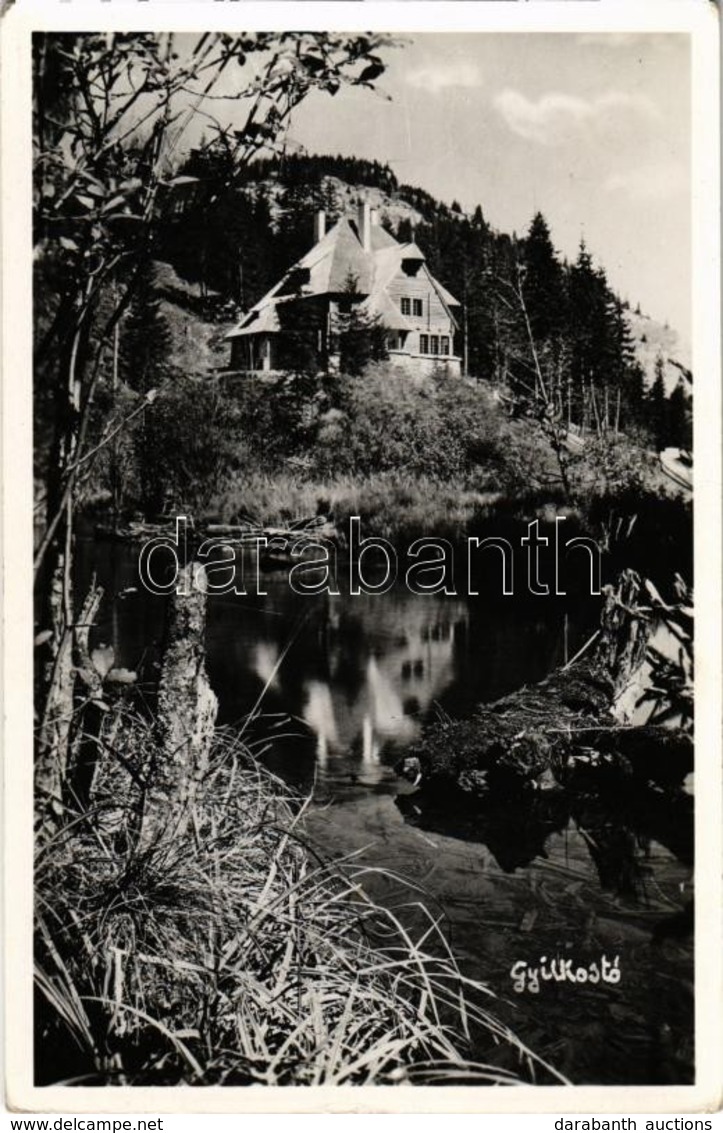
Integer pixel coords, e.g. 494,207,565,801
78,537,694,1086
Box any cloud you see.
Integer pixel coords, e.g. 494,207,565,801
406,62,482,93
493,88,660,146
576,33,646,48
604,162,688,202
575,33,681,54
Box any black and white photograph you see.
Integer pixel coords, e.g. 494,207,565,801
3,0,721,1114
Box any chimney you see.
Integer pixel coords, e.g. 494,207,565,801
357,200,371,252
314,209,326,243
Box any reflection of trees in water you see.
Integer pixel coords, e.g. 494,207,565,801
397,782,693,904
577,822,648,899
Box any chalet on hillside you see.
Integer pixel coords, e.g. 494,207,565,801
225,201,462,376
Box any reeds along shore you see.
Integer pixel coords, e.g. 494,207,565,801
34,571,566,1089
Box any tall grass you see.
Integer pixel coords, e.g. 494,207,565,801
35,714,566,1087
212,471,503,547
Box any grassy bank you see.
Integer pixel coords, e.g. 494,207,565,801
209,470,691,589
78,359,673,540
36,712,565,1087
213,471,507,546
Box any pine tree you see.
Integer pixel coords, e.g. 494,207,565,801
622,359,648,435
667,380,692,452
234,189,277,309
120,263,173,395
116,264,176,516
648,355,668,449
521,212,566,344
605,296,644,432
567,241,616,430
273,182,316,273
334,272,388,377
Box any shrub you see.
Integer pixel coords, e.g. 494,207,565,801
132,376,242,516
313,367,508,483
570,433,656,498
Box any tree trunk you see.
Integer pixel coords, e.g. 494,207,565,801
66,584,106,811
139,563,218,848
35,290,94,787
36,578,104,829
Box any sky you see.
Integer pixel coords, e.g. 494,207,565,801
181,33,692,345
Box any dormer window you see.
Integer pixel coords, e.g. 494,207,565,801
402,258,423,277
278,267,311,296
400,297,423,317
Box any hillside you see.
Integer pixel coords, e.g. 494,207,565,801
163,150,690,405
243,173,426,234
151,261,235,372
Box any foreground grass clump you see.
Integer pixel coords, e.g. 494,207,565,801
35,721,564,1087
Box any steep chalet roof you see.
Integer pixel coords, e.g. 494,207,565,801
226,216,459,340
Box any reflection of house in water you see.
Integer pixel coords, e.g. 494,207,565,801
250,592,468,771
306,595,468,768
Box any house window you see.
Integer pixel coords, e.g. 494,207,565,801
430,335,439,355
419,334,429,354
401,297,424,318
440,336,450,356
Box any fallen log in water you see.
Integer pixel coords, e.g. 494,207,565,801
95,514,344,552
397,570,693,800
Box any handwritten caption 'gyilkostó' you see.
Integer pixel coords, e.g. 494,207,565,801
510,954,621,993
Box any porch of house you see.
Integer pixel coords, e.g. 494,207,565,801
227,328,463,379
229,334,275,373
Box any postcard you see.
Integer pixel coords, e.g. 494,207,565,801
2,0,721,1115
